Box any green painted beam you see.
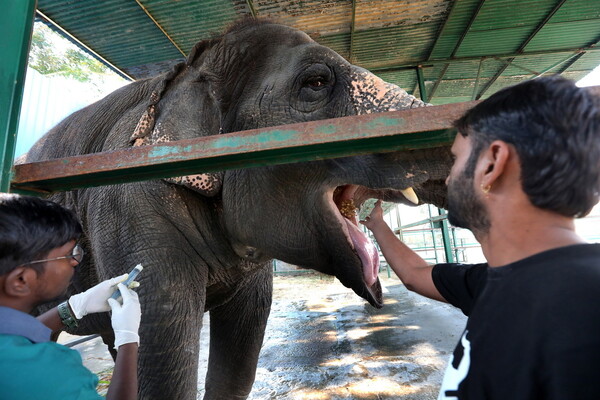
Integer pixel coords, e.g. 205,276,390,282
11,101,477,194
0,0,36,193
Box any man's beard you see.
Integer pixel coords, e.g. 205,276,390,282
447,166,490,235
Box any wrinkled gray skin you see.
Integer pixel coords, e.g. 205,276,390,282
21,20,451,400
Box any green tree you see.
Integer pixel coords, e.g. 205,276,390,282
28,23,108,82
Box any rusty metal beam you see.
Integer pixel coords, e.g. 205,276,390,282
11,102,478,194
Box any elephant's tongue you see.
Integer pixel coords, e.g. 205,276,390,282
344,218,380,287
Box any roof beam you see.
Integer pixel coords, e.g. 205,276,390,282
450,0,487,59
36,10,134,81
245,0,258,18
554,35,600,75
474,0,567,99
471,57,484,100
416,66,428,102
424,0,459,61
427,0,486,101
349,0,357,62
554,52,585,75
370,45,600,73
134,0,186,57
428,64,449,102
491,56,540,75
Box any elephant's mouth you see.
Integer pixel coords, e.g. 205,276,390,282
330,184,418,307
332,185,380,287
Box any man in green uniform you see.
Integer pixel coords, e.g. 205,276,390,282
0,193,142,400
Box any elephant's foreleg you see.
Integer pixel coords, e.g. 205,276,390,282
137,298,204,400
204,266,273,400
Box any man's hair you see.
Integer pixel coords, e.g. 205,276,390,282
454,75,600,218
0,194,82,275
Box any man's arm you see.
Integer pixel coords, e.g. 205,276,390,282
361,200,446,302
107,343,138,400
38,280,141,400
37,307,66,333
37,273,129,332
106,283,141,400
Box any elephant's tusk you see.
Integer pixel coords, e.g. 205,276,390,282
401,187,419,204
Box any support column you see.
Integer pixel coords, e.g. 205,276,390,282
428,205,439,263
438,208,455,263
416,66,428,103
0,0,36,192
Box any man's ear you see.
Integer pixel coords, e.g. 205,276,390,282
476,140,512,189
3,267,37,297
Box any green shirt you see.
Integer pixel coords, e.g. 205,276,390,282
0,306,102,400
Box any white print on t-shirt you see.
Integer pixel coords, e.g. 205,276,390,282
438,330,471,400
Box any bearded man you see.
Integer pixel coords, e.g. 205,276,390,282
361,75,600,400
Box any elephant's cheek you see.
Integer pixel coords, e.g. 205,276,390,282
350,69,421,114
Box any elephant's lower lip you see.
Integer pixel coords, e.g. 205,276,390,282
365,278,384,308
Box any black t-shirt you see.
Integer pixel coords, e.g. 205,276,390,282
432,243,600,400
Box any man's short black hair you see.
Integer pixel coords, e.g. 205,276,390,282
0,194,82,275
454,75,600,218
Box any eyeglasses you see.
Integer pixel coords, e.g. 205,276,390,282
25,244,85,266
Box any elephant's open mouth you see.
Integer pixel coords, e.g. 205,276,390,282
332,185,381,288
330,185,419,296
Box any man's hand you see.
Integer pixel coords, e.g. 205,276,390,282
360,199,387,232
68,274,128,319
108,283,142,349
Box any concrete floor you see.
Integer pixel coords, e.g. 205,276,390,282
62,274,467,399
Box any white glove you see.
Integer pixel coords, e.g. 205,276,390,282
68,274,128,319
108,283,141,349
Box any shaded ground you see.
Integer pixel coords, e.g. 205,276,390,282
62,274,466,399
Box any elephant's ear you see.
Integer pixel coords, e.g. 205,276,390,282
128,42,224,198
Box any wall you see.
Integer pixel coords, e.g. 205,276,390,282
15,67,126,158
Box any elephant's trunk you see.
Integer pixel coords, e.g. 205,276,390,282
350,66,428,115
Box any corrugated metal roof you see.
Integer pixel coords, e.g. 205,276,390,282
37,0,600,104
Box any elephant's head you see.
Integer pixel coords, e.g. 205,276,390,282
130,19,451,308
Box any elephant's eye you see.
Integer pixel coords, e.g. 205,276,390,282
304,77,327,89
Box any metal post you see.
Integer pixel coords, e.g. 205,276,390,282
0,0,36,192
428,205,439,263
416,66,428,103
451,224,459,262
438,208,455,263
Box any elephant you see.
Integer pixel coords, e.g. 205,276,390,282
20,19,452,400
